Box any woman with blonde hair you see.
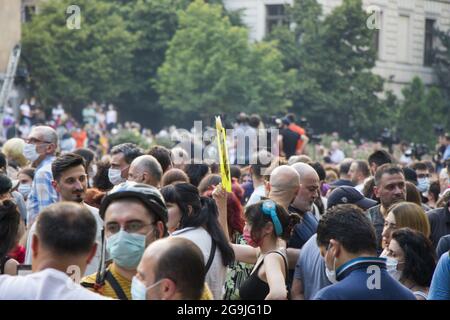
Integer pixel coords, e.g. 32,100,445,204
2,138,27,169
381,201,430,256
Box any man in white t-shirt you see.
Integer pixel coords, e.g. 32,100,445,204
52,103,65,121
329,141,345,164
106,104,118,131
24,153,103,276
0,202,109,300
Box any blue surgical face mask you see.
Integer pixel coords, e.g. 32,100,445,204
131,276,163,300
106,230,146,269
417,178,430,193
18,183,32,198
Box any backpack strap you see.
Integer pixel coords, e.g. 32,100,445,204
205,238,216,274
105,270,128,300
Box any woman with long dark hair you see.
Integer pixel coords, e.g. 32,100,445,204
0,200,20,275
387,228,436,300
213,185,300,300
160,183,234,299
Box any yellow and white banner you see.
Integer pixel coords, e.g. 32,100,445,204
215,116,232,192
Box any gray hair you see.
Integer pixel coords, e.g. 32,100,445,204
34,126,59,146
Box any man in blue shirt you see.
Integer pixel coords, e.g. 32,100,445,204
313,204,416,300
291,188,378,300
429,251,450,300
24,126,59,226
443,135,450,161
289,162,320,249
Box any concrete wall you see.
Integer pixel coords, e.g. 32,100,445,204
0,0,21,74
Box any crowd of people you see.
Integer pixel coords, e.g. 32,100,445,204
0,106,449,300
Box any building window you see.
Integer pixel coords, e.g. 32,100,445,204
372,11,382,59
424,19,435,66
23,5,36,23
373,28,380,58
266,4,288,35
397,15,410,63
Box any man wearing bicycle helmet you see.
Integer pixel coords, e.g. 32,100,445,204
80,181,168,300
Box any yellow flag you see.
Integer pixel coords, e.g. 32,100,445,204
215,116,232,192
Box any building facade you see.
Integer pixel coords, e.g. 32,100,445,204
0,0,22,76
224,0,450,96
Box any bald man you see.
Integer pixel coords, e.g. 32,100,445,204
132,237,205,300
289,162,320,249
128,155,163,188
24,126,59,225
268,165,300,210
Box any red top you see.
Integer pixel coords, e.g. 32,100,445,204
72,130,88,148
8,245,25,264
288,123,306,152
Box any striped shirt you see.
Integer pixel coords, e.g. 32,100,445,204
26,156,57,226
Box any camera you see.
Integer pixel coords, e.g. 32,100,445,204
379,128,399,146
433,124,445,136
378,128,399,153
411,143,429,160
299,117,322,144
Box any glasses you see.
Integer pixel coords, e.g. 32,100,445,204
417,173,430,179
106,220,154,235
26,137,52,144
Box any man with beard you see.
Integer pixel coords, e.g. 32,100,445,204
289,163,320,249
366,164,406,254
24,153,103,276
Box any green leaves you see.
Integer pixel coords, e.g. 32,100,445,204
22,0,137,110
433,28,450,132
397,77,446,146
155,0,291,121
269,0,386,140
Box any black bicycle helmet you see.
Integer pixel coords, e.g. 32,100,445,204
99,181,168,225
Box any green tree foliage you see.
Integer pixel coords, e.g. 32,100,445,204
397,77,446,146
433,28,450,130
22,0,137,111
110,0,186,126
156,0,291,122
23,0,242,127
269,0,389,140
109,129,151,150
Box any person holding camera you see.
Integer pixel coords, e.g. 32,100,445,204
443,134,450,162
433,131,450,172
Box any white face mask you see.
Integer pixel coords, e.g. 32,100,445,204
23,143,40,162
108,168,125,185
325,244,338,284
131,277,163,300
386,256,402,281
18,183,32,198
